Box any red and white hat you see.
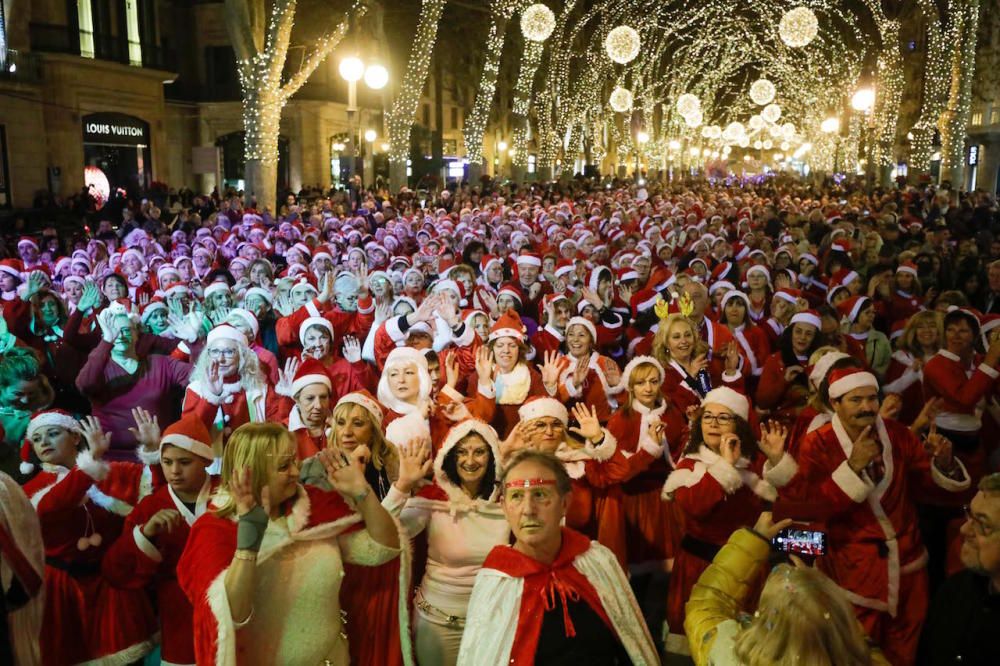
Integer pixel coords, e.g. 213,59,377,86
337,390,385,427
702,387,749,421
790,309,821,330
808,351,852,390
515,252,542,267
566,315,597,343
827,367,878,399
518,396,569,425
896,262,918,276
299,316,335,347
489,311,526,342
17,236,38,250
22,409,80,474
160,413,214,461
203,281,231,299
497,284,523,306
206,324,246,347
774,288,801,305
619,356,665,391
289,358,332,396
0,258,24,281
836,295,871,323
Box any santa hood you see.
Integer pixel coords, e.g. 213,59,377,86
431,420,504,506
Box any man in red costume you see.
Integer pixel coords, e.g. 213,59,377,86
457,450,658,665
774,367,971,666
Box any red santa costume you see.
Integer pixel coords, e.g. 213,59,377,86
283,358,333,460
754,310,821,427
274,290,375,354
22,410,159,665
605,356,688,570
559,316,625,423
296,316,377,400
776,368,971,666
661,388,787,652
456,528,659,665
101,414,217,666
181,325,292,456
177,483,411,666
531,293,569,358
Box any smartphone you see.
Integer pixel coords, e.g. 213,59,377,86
772,528,826,556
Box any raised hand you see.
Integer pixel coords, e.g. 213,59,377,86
569,403,602,442
758,420,788,465
752,511,794,541
499,421,528,461
646,421,666,445
231,466,268,516
719,432,741,465
355,263,369,298
783,364,804,383
413,293,440,324
78,415,111,460
441,400,472,423
579,286,603,310
572,358,590,388
318,272,334,305
342,336,362,363
846,426,880,474
537,350,563,389
689,353,710,377
724,341,741,373
476,345,496,384
925,424,956,470
207,359,224,396
374,298,393,324
479,290,499,317
142,509,184,538
880,393,903,421
78,282,102,312
138,292,151,308
128,407,161,452
604,361,622,388
277,357,300,395
97,308,120,343
394,438,433,494
445,352,460,389
316,448,369,500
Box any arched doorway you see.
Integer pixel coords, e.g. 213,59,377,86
215,132,289,192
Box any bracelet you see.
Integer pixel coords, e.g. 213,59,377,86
233,549,257,561
351,486,371,506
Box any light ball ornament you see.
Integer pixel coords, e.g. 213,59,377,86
737,135,750,148
768,124,784,138
781,122,796,138
705,125,722,139
363,64,388,90
780,141,791,151
762,103,782,123
676,93,701,118
722,121,746,143
684,109,703,128
749,78,776,106
609,86,634,113
779,7,819,48
748,115,765,131
762,139,773,150
701,126,713,138
605,25,641,64
753,140,763,150
521,4,556,43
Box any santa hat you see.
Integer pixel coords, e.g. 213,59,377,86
480,254,503,274
896,262,918,277
497,284,523,306
836,295,870,323
17,236,38,250
206,324,246,347
227,308,259,339
630,289,661,319
808,351,852,389
0,258,24,281
566,315,597,343
702,387,749,421
745,264,771,283
830,268,860,289
337,390,384,427
140,300,168,324
203,281,230,299
433,279,462,299
299,316,335,346
290,358,333,396
773,288,801,305
489,310,526,342
790,310,821,330
554,259,576,279
159,413,214,461
827,367,878,399
515,252,542,267
518,396,568,425
22,409,80,474
619,355,665,391
244,286,273,305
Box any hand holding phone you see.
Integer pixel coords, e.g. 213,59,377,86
772,528,826,556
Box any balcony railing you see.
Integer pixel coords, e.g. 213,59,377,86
28,23,176,72
0,50,43,83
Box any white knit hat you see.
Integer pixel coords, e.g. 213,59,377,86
702,387,749,421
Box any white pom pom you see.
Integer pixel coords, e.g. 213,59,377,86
20,461,35,475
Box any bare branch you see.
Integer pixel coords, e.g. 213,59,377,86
280,12,359,100
264,0,298,85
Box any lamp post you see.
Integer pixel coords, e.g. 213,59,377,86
497,140,508,179
851,87,875,187
821,116,840,174
339,56,388,186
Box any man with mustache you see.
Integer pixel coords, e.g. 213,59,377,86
457,450,658,665
772,366,970,666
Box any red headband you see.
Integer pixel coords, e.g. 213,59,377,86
504,478,557,490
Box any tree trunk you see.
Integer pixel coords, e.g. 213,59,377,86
939,0,979,187
463,6,514,164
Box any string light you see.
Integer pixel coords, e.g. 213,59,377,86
605,25,641,64
779,7,819,48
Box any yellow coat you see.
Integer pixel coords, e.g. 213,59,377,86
683,528,890,666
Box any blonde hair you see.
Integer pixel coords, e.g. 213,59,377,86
622,361,663,413
897,310,942,355
732,564,873,666
653,313,709,371
806,345,851,412
190,336,266,395
327,402,398,476
214,422,296,519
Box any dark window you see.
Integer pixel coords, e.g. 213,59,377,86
450,106,458,130
205,46,239,99
0,125,10,208
423,104,431,128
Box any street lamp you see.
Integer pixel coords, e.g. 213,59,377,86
821,117,840,134
851,87,875,112
340,56,389,185
364,129,377,143
636,131,650,180
851,86,876,185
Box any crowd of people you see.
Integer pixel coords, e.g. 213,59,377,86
0,173,999,665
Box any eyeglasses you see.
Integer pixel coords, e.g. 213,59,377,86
964,505,997,537
701,413,736,426
208,348,238,359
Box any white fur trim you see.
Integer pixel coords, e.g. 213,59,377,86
289,373,331,397
19,461,35,475
205,568,237,666
828,371,878,399
931,457,971,492
582,428,617,462
457,569,523,664
304,299,322,318
706,458,743,494
160,434,214,461
26,412,80,440
662,465,707,499
978,362,1000,380
763,453,799,488
136,447,161,466
78,638,155,665
76,450,110,481
132,524,163,562
702,386,749,421
831,460,873,502
517,397,568,425
433,419,503,504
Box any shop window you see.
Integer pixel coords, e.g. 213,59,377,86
528,154,536,174
450,107,458,130
991,105,1000,125
971,110,983,126
125,0,142,66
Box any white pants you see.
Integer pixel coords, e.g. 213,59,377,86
414,607,464,666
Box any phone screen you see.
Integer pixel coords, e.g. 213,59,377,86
772,528,826,556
